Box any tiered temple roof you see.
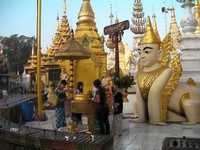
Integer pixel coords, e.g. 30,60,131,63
130,0,146,34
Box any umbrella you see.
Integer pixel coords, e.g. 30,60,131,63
54,38,91,97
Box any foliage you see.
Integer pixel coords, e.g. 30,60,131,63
0,34,36,74
111,72,135,89
119,74,135,89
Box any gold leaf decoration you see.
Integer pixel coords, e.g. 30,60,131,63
160,33,171,67
161,54,183,122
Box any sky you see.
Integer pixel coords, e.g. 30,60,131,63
0,0,185,53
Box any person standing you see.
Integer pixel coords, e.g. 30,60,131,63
43,85,49,102
55,80,68,129
112,79,123,137
2,88,8,103
92,79,110,135
102,70,114,112
72,81,83,124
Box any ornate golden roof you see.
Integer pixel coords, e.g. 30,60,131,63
55,38,91,60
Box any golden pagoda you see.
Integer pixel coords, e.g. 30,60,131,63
72,0,107,92
25,0,107,92
24,41,37,89
194,0,200,35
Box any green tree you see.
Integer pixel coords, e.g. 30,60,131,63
0,34,36,74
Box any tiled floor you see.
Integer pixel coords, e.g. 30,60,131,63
24,109,200,150
2,93,200,150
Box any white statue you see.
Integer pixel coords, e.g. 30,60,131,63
135,16,200,125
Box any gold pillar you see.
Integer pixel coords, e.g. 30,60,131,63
96,65,101,79
45,69,49,85
69,60,74,97
36,0,43,119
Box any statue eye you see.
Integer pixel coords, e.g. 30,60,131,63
144,50,150,54
137,51,141,55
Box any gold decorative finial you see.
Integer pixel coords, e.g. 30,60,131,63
31,41,35,56
139,16,161,45
56,12,59,33
194,0,200,35
64,0,66,15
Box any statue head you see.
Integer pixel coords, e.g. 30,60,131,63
138,16,163,72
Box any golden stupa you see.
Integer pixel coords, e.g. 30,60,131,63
25,0,107,92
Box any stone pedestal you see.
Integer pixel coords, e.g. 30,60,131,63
180,36,200,83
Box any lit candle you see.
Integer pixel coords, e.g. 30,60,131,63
65,136,69,141
91,135,94,141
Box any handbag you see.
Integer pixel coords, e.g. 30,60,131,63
47,90,59,107
93,120,100,131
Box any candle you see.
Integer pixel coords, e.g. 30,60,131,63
65,136,69,141
91,135,94,142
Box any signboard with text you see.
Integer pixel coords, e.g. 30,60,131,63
104,20,129,35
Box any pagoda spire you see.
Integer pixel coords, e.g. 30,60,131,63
47,13,62,57
130,0,146,34
75,0,105,54
56,13,59,32
168,6,181,50
194,0,200,35
106,4,115,50
64,0,66,15
59,0,71,45
109,4,114,25
77,0,95,26
152,11,161,41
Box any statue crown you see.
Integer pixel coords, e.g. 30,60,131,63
139,16,161,45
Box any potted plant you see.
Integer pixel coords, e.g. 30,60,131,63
112,73,135,102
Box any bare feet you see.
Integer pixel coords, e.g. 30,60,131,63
129,118,146,123
182,121,197,125
150,122,167,126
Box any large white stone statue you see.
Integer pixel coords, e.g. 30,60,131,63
135,16,200,125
